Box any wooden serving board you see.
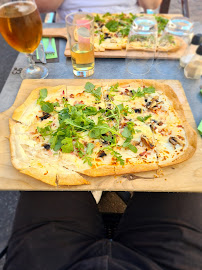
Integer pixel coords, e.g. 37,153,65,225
0,79,201,191
42,14,187,59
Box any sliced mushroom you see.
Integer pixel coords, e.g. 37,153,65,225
43,144,50,150
169,136,184,147
150,123,156,133
98,150,107,158
146,96,162,109
141,135,155,149
134,108,142,113
40,112,51,121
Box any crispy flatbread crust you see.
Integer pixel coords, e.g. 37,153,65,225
9,80,197,186
57,168,90,185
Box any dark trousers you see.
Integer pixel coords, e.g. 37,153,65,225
3,192,202,270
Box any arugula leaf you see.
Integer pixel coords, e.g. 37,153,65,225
37,125,52,138
137,115,152,122
94,87,102,100
86,143,94,155
105,147,125,165
75,140,84,157
122,126,132,138
128,144,137,153
94,14,104,22
82,156,93,166
84,82,102,101
89,124,117,139
123,137,132,147
40,101,54,113
109,82,119,92
84,82,95,91
117,12,125,20
103,12,111,17
105,20,119,32
131,86,155,99
58,107,70,123
129,13,137,20
37,88,47,104
61,138,74,153
83,106,98,116
119,26,130,37
52,102,60,107
155,15,169,33
54,138,63,151
99,33,105,45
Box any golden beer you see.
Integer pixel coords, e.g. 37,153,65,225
71,43,94,72
0,2,42,53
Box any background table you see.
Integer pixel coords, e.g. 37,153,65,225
0,23,201,126
0,23,201,191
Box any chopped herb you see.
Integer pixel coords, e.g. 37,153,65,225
82,156,93,166
75,140,84,157
119,26,130,37
94,14,104,22
84,82,102,101
155,15,169,33
122,126,132,138
103,12,111,17
37,125,52,138
109,82,119,92
105,20,119,32
99,33,105,44
37,88,47,104
86,143,94,155
61,138,74,153
40,101,54,113
105,146,125,165
137,114,152,122
128,144,137,153
131,86,155,99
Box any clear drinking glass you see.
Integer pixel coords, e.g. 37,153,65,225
66,13,94,77
125,16,157,76
155,17,193,76
0,0,48,79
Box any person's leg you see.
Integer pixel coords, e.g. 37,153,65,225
114,193,202,270
4,191,105,270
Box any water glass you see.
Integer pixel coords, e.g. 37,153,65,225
66,12,94,77
125,16,157,76
155,16,193,76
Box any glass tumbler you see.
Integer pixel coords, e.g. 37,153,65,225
155,16,193,76
66,12,94,77
125,16,157,76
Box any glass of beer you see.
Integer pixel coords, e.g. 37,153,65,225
66,13,94,77
0,0,48,79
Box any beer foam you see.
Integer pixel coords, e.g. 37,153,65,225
0,1,36,17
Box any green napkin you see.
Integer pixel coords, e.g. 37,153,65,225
36,38,58,59
198,120,202,136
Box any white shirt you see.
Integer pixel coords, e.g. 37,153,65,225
56,0,143,22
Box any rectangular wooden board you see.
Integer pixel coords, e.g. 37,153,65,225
42,14,187,59
0,79,201,191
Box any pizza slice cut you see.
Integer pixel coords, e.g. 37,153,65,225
139,80,197,166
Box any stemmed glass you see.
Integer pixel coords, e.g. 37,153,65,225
0,0,48,79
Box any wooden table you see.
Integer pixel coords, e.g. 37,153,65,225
0,23,201,191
